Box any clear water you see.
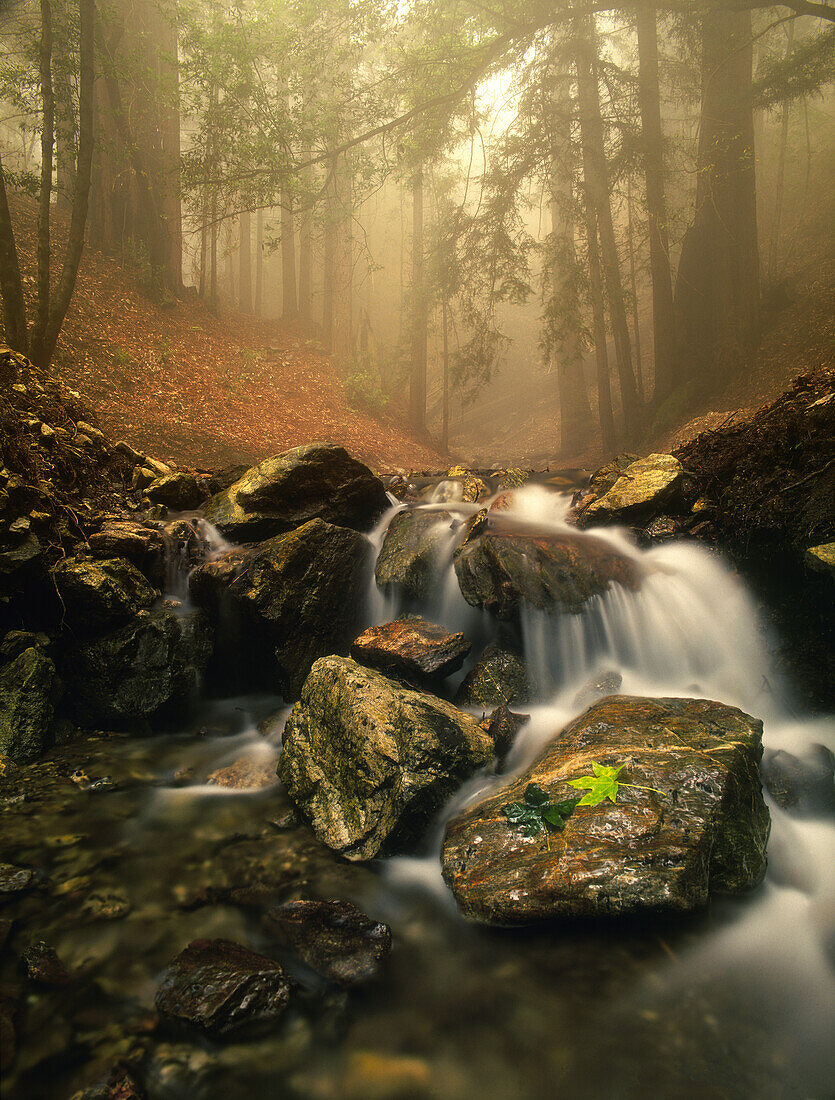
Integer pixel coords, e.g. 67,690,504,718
3,485,833,1099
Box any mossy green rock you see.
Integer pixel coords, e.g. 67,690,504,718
0,648,60,762
52,556,157,634
442,695,770,923
375,509,457,601
279,656,493,861
66,608,211,725
584,453,683,522
455,644,534,708
189,518,369,698
202,443,388,541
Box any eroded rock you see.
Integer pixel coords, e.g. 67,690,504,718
278,656,493,860
351,618,470,680
442,695,769,922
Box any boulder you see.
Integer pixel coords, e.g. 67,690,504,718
454,531,639,618
202,443,388,541
87,521,167,585
351,618,470,680
804,542,835,577
762,744,835,815
278,656,493,860
374,509,457,601
266,899,392,986
0,649,60,762
155,939,293,1039
0,630,50,662
442,695,770,922
455,644,533,708
145,472,207,511
583,453,683,523
65,608,211,725
190,518,369,698
52,557,157,634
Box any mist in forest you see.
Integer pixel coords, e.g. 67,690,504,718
1,0,833,466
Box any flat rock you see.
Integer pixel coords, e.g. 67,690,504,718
804,542,835,576
266,899,392,986
442,695,769,922
154,939,293,1039
52,556,157,634
374,509,457,601
206,756,277,790
351,618,470,680
455,531,639,617
455,644,533,708
583,453,683,522
202,443,388,541
87,521,167,585
278,656,493,860
190,518,369,699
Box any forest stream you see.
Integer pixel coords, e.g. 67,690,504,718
2,474,833,1100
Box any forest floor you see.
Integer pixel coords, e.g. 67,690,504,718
6,194,445,474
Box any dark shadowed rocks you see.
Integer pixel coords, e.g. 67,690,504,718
762,744,835,815
145,472,207,511
374,509,457,601
22,940,70,985
442,695,769,922
482,705,530,768
266,899,392,986
351,618,471,681
0,648,61,762
154,939,293,1038
455,644,534,708
87,521,167,586
202,443,388,541
52,557,157,634
190,518,369,699
278,656,493,861
454,531,640,618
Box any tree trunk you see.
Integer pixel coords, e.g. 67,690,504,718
281,190,298,318
0,151,28,353
636,1,676,404
441,296,450,452
675,8,760,393
574,14,639,437
409,166,427,431
626,175,645,405
54,5,76,215
298,163,312,325
32,0,55,366
239,210,252,313
768,21,795,278
255,207,264,317
585,203,615,454
548,76,593,458
330,153,353,368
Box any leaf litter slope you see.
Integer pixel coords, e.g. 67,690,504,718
7,194,445,473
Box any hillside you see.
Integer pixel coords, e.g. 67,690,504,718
7,194,445,473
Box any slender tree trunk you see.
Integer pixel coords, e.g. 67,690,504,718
574,14,639,437
322,180,334,349
281,190,297,318
409,166,427,431
330,153,353,368
239,209,252,313
255,206,264,317
209,203,218,311
636,1,676,404
297,162,312,325
54,9,76,216
441,295,450,452
32,0,55,365
675,8,760,392
0,151,28,352
585,203,615,454
768,21,795,277
626,175,644,404
198,185,209,299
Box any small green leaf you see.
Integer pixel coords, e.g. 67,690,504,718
523,784,550,808
568,762,624,806
503,802,529,823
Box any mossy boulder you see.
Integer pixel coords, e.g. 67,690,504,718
454,531,640,618
278,656,493,860
52,556,157,634
374,509,457,601
442,695,770,923
202,443,388,541
0,648,61,762
583,454,684,523
65,608,211,725
454,643,534,708
189,518,369,698
145,472,207,511
87,521,167,585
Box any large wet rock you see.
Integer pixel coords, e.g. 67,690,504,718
190,518,369,698
145,471,207,510
442,695,769,922
87,521,167,585
351,618,470,680
202,443,388,541
266,899,392,986
454,531,639,618
374,509,457,601
65,608,211,725
455,643,533,708
278,656,493,860
52,556,157,634
0,649,60,762
583,454,683,523
155,939,293,1039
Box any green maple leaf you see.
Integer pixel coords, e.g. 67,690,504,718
502,784,580,837
568,762,624,806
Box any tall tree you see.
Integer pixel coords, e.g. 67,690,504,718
409,165,427,431
239,208,252,313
